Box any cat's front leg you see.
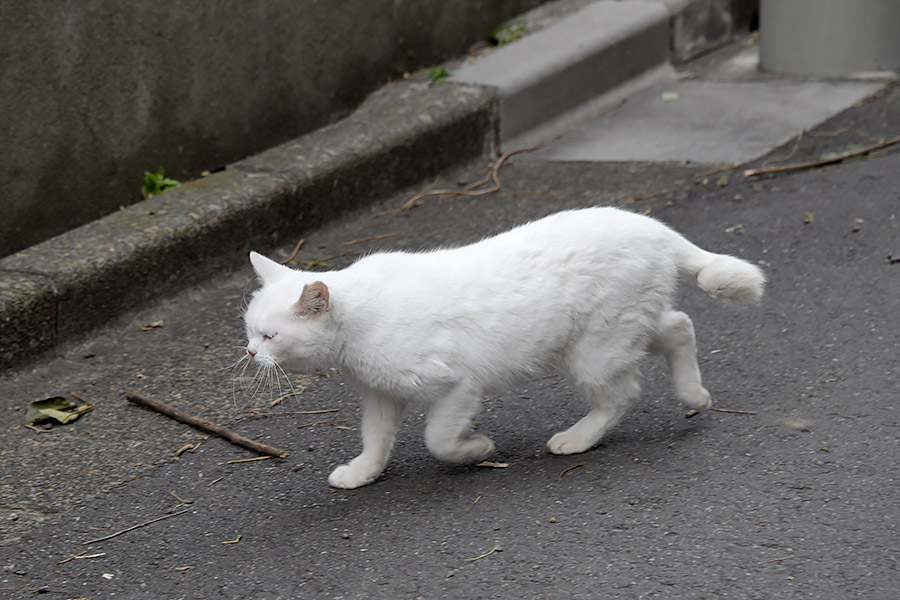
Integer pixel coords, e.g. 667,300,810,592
328,395,403,489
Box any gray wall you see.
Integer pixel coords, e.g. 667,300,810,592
0,0,544,257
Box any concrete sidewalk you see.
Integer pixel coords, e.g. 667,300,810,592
0,0,757,373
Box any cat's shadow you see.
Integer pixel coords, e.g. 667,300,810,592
349,402,709,506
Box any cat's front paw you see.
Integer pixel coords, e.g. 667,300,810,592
328,464,379,489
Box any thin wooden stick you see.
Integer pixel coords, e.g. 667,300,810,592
465,544,503,562
710,407,757,415
342,232,402,246
759,554,795,565
226,456,275,464
57,550,88,565
250,407,340,418
126,391,289,459
743,134,900,178
761,129,804,168
685,407,758,418
396,144,543,212
558,463,585,481
82,510,188,545
69,391,91,404
0,587,69,595
279,237,306,264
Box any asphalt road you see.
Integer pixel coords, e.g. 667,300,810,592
2,87,899,599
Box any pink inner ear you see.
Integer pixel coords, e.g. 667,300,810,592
296,281,329,315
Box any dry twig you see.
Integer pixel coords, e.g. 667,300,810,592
558,463,585,481
58,551,105,565
685,407,758,418
465,544,503,562
694,164,740,179
761,129,805,167
759,554,796,565
0,587,69,594
126,390,289,459
69,391,91,404
250,407,340,417
342,232,402,247
280,238,306,264
393,144,543,212
24,424,52,434
226,456,275,464
82,510,188,545
743,135,900,178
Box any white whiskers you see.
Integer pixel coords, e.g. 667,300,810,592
229,350,297,410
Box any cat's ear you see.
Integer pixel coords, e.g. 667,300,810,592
249,251,291,284
294,281,330,317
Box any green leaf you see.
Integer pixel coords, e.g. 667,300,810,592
25,396,94,425
661,91,679,102
426,66,451,83
491,22,526,46
142,167,182,198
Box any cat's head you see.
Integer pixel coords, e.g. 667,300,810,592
244,251,339,373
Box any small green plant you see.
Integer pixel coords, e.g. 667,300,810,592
142,167,181,198
491,22,526,46
426,66,451,83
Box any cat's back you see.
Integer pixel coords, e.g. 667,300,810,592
341,207,675,286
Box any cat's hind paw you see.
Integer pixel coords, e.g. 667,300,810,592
328,463,380,489
547,430,595,455
427,434,495,463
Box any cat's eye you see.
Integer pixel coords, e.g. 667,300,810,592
263,333,275,341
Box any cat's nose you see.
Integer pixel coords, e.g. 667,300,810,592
247,349,257,357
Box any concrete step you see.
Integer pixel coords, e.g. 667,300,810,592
452,1,671,143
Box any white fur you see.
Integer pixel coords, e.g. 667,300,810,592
243,207,764,488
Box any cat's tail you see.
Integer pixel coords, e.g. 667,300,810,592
676,237,765,304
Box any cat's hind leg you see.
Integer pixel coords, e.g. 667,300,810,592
424,384,495,463
547,366,641,455
649,310,711,411
329,393,403,489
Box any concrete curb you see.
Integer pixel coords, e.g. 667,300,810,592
0,0,756,373
454,0,756,143
0,81,497,371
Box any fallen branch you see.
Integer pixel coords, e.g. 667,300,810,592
126,390,289,459
82,510,188,545
743,135,900,178
394,144,543,212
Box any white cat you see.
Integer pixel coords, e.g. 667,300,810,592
243,207,764,489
